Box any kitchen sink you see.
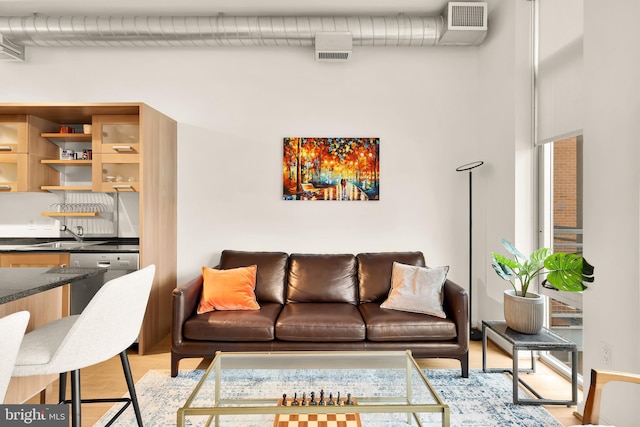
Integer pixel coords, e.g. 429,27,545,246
28,241,107,250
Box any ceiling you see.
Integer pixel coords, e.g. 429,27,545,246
0,0,452,16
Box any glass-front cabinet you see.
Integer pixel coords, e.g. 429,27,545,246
0,116,28,153
92,154,140,192
92,115,140,154
92,115,140,192
0,116,28,191
0,115,58,191
0,154,27,192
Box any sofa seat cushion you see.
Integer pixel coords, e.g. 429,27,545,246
184,303,282,342
276,303,366,342
359,303,457,342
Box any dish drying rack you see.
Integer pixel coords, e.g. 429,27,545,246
41,192,118,236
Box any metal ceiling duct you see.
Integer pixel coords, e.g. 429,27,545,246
0,15,443,48
0,2,487,60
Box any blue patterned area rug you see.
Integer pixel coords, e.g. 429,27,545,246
95,369,563,426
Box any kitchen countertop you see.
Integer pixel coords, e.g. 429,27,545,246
0,267,106,304
0,238,139,253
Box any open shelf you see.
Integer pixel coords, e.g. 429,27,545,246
41,133,92,142
41,159,92,166
40,185,92,191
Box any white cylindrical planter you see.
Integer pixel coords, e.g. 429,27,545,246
503,290,544,334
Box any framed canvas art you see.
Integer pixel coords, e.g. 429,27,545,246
283,137,379,201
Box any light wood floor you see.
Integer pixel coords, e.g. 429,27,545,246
30,336,583,426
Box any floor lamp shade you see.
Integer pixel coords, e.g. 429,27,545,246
456,161,484,341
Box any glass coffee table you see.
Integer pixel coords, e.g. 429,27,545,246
177,350,449,427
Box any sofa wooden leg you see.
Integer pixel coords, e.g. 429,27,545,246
171,353,180,377
460,353,469,378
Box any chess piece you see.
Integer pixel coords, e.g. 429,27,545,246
310,391,317,405
337,392,342,405
292,392,299,406
328,393,335,406
346,393,353,405
319,389,325,406
302,392,307,406
282,394,287,406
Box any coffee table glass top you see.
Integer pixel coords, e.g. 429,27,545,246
178,350,449,427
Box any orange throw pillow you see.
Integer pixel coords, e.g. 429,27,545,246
196,265,260,314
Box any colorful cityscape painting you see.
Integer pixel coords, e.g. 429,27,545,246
283,137,380,201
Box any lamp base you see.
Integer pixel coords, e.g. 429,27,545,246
470,327,483,341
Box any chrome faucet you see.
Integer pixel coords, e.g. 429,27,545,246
60,225,84,242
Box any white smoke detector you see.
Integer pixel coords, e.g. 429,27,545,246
315,32,352,62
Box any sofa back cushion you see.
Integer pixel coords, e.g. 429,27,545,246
219,250,288,304
287,254,358,304
357,252,426,303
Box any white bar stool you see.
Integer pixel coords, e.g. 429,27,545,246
0,311,30,402
12,265,155,427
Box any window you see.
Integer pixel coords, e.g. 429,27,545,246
539,135,583,376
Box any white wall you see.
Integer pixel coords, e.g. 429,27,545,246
582,1,640,424
475,0,534,326
0,43,481,284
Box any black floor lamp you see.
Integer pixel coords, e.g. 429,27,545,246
456,161,484,341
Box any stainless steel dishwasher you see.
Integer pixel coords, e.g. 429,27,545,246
69,252,140,315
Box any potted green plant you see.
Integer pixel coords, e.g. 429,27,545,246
491,239,595,334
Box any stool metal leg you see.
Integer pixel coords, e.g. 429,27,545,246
59,372,67,403
70,370,81,427
120,351,143,427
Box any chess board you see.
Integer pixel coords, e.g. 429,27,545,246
274,413,362,427
274,398,362,427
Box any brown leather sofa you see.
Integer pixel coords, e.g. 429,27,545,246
172,250,469,377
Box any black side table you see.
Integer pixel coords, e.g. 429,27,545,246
482,320,578,406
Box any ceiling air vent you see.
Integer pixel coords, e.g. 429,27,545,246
0,35,24,61
315,32,352,62
439,2,488,46
317,51,350,61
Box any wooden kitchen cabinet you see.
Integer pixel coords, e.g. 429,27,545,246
0,253,70,268
92,115,140,154
92,153,140,192
0,115,59,191
0,116,28,152
92,115,140,192
0,102,177,354
0,153,27,192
